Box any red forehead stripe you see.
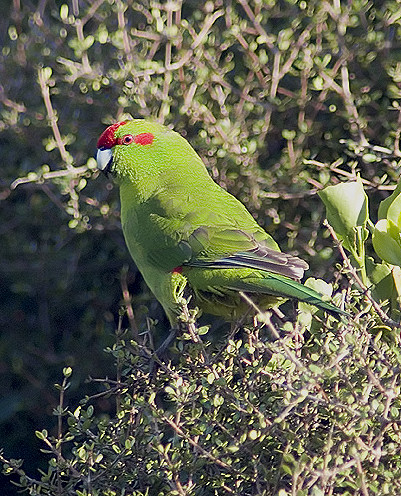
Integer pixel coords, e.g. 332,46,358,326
97,121,127,149
134,133,154,146
97,123,154,149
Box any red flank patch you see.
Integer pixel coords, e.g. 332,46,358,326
172,266,183,274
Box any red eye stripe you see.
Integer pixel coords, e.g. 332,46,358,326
117,134,135,145
134,133,154,145
116,132,154,146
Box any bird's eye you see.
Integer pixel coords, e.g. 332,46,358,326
116,132,154,146
121,134,134,145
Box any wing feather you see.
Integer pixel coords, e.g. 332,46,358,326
183,226,308,280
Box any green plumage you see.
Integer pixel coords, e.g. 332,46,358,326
96,120,345,324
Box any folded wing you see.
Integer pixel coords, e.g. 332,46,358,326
182,226,308,280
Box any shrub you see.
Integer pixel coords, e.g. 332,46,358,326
1,0,401,494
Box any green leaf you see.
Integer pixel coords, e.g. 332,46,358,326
366,257,394,302
378,182,401,221
318,178,369,252
392,265,401,299
298,277,333,325
35,430,48,440
372,219,401,266
386,190,401,227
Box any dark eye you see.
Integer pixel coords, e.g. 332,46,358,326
121,134,134,145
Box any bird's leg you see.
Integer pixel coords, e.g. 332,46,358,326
293,320,304,358
147,326,178,376
151,277,191,360
153,326,179,358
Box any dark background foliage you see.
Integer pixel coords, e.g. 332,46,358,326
1,0,401,494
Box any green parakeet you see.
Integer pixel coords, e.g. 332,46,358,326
96,120,345,324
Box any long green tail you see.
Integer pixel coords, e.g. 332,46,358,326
228,272,348,317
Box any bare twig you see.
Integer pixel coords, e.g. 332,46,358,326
11,165,90,189
120,265,139,340
163,416,235,472
324,220,399,327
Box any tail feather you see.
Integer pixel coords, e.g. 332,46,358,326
228,272,348,317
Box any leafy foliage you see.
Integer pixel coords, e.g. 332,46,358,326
3,303,401,495
1,0,401,494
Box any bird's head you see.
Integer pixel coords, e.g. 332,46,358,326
96,118,214,202
96,120,164,176
96,119,203,180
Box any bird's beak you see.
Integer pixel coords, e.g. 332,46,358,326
96,148,113,173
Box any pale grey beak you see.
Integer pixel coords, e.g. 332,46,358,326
96,148,113,172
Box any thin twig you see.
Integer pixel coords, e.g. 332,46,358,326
324,220,399,327
238,292,305,371
11,165,90,189
163,416,235,472
37,68,73,170
120,265,139,340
